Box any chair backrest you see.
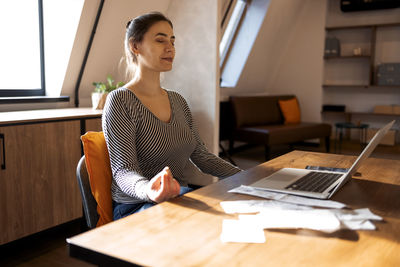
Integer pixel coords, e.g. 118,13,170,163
76,155,99,229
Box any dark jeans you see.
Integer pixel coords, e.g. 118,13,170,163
113,186,193,220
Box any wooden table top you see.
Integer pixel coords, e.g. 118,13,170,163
67,151,400,266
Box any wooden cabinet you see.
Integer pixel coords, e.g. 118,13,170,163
85,118,102,132
0,121,82,244
0,108,102,245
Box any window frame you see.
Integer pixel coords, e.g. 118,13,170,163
219,0,247,68
0,0,46,97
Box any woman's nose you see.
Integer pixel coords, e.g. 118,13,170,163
166,43,174,52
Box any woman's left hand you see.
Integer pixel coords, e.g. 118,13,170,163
146,167,180,203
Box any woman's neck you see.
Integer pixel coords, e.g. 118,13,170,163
127,66,163,97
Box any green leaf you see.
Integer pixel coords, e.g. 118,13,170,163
93,74,124,93
107,75,114,88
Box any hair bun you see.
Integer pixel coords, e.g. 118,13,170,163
126,20,132,29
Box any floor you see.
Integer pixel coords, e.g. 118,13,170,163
228,140,400,170
1,140,399,267
0,219,95,267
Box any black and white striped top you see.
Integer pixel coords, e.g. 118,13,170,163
102,88,241,204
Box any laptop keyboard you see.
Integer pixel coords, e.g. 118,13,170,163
285,171,343,193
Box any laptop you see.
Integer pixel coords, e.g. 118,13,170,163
249,120,395,199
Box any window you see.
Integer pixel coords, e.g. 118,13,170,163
0,0,45,96
219,0,270,87
0,0,84,98
220,0,247,67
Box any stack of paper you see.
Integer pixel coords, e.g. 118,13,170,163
229,185,346,209
220,187,383,243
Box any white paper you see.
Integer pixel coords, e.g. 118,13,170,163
334,208,381,230
229,185,346,209
341,220,376,230
220,219,266,243
220,202,382,235
220,200,312,214
238,209,342,233
333,208,382,221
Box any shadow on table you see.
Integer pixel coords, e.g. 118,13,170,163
269,228,360,241
335,178,400,220
169,195,229,216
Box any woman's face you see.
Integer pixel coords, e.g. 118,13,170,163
134,21,175,72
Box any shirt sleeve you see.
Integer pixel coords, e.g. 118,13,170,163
178,94,242,178
102,90,150,202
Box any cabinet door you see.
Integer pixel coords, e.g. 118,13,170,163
85,118,102,132
0,120,82,244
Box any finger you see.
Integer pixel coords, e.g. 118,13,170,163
172,179,180,196
160,175,167,195
161,171,171,197
165,167,173,178
150,175,162,191
152,175,168,203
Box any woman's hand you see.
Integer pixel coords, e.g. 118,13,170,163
146,167,181,203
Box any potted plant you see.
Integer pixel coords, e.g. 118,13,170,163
92,75,125,109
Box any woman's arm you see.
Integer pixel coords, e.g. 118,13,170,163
190,136,242,178
177,94,242,178
103,90,151,201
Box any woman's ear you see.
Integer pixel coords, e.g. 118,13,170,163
129,39,139,55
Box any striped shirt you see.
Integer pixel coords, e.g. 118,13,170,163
102,88,241,204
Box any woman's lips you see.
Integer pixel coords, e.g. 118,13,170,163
162,57,173,63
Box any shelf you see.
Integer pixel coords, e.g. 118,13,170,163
323,84,370,88
326,22,400,30
323,5,400,129
324,55,370,59
323,85,400,89
322,111,400,117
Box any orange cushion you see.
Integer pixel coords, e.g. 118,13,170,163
81,131,113,227
278,97,301,124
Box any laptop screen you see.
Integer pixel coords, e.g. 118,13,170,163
347,120,395,178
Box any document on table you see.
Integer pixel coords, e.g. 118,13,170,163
220,219,266,243
238,209,341,233
220,199,312,214
229,185,346,209
220,200,383,243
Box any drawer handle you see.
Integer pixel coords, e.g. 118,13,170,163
0,133,5,170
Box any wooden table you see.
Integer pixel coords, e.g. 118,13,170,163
67,151,400,266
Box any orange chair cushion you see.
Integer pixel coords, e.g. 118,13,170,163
81,131,113,227
278,97,301,124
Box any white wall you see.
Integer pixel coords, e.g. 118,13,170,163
163,0,220,185
222,0,326,123
164,0,219,154
268,0,327,123
221,0,302,99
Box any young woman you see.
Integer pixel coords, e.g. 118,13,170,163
102,12,242,220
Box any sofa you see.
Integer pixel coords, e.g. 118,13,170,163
228,95,332,159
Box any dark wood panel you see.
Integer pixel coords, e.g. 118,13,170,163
0,121,82,244
85,118,102,132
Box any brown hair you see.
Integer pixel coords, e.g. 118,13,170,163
124,12,173,78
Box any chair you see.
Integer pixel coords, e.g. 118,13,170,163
76,155,99,229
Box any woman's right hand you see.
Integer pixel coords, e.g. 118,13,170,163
146,167,181,203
